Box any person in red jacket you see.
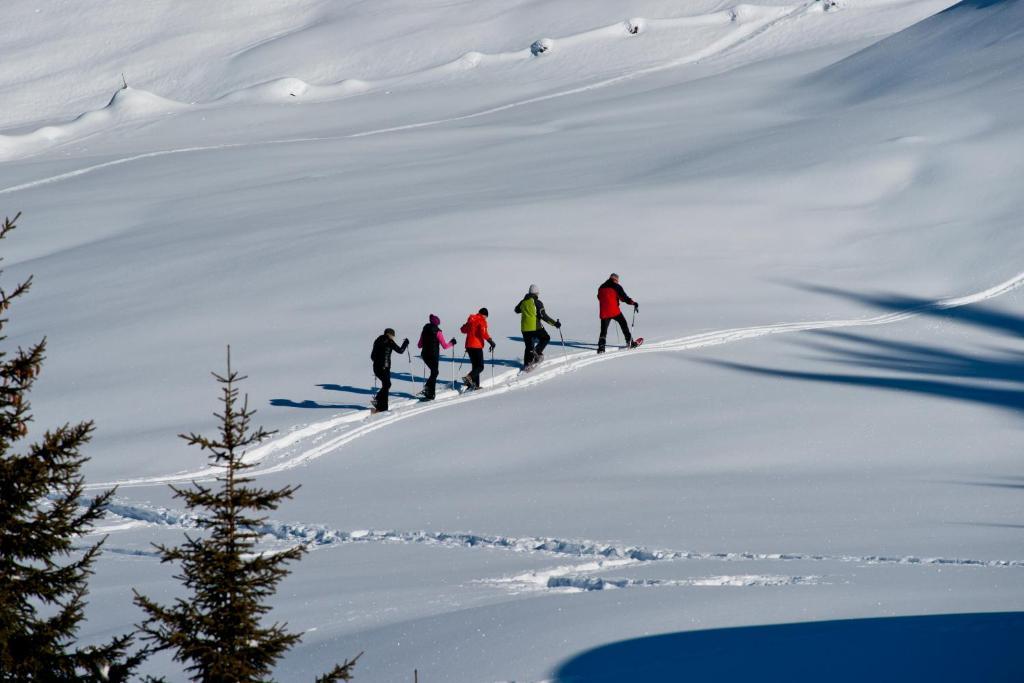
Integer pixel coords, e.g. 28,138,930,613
597,273,638,354
460,307,496,389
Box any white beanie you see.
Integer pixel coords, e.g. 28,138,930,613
529,284,539,295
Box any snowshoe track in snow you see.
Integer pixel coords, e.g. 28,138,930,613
88,268,1024,490
101,499,1024,570
93,498,1024,595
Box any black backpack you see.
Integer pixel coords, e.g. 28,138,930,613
420,323,440,357
370,335,387,365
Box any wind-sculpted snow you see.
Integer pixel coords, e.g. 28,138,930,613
87,268,1024,491
0,2,810,164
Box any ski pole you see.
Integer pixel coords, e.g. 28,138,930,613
451,345,456,387
632,307,636,329
490,347,495,387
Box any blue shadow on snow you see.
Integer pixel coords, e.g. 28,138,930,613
553,611,1024,682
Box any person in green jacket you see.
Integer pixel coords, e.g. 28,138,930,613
514,284,561,370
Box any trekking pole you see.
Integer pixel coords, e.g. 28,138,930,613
451,345,456,387
632,307,637,329
558,327,569,364
490,347,495,387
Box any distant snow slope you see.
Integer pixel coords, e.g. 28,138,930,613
817,0,1024,98
3,0,1023,680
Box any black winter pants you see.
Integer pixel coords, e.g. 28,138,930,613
423,355,440,398
373,367,392,411
467,348,485,387
522,329,550,367
598,313,631,352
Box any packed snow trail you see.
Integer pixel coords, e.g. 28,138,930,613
0,2,814,192
87,268,1024,490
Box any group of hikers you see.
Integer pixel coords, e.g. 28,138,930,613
369,273,641,412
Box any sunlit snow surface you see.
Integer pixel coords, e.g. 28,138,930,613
3,0,1024,679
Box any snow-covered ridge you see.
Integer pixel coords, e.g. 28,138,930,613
86,267,1024,491
0,2,811,162
0,88,186,161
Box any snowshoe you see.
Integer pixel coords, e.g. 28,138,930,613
628,337,644,349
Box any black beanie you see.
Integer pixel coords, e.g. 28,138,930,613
479,307,489,316
384,327,395,336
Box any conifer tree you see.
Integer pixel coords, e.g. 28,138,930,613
133,348,358,682
0,212,144,680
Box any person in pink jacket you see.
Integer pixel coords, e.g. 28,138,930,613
417,314,456,400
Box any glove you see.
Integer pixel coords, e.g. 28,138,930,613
488,339,496,351
403,338,409,346
633,302,639,311
450,338,457,346
555,319,562,329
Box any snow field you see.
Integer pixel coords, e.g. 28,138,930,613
3,0,1024,679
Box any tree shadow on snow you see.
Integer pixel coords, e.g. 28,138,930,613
709,329,1024,416
794,283,1024,339
552,612,1024,683
710,279,1024,418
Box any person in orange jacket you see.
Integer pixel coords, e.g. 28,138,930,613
460,307,496,389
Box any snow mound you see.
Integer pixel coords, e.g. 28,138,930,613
531,38,554,56
814,0,1024,100
0,87,187,161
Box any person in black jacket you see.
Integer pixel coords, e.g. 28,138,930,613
370,328,409,412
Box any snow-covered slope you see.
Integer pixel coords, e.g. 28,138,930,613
817,0,1024,99
2,0,1023,679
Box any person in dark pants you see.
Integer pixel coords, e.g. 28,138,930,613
514,284,561,370
460,308,496,389
597,273,638,354
417,314,456,400
370,327,409,412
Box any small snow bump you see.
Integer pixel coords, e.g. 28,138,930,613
530,39,553,56
626,18,646,35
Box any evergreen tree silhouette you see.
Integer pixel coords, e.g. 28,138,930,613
0,212,144,680
134,348,359,682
